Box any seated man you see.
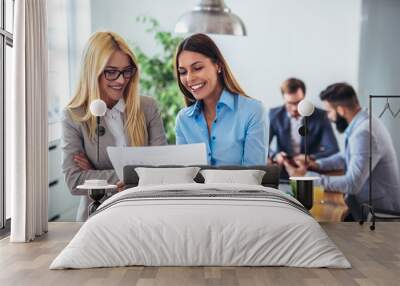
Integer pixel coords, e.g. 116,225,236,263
269,78,339,177
284,83,400,221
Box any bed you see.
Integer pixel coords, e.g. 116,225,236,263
50,165,351,269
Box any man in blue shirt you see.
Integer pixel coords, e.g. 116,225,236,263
269,78,339,178
284,83,400,221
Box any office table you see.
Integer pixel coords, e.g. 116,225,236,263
279,183,348,222
310,189,348,222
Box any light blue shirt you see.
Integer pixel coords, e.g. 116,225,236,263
175,89,267,166
317,109,400,218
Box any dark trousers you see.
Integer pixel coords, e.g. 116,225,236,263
345,195,363,221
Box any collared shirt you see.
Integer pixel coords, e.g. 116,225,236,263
316,109,400,216
288,112,303,155
104,98,128,147
175,89,267,166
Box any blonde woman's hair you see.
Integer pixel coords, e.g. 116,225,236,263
174,33,248,106
67,31,147,146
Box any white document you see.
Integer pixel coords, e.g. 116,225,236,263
107,143,208,180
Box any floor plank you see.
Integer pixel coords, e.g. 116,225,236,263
0,222,399,286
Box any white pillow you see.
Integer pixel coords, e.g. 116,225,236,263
135,167,201,186
200,169,266,185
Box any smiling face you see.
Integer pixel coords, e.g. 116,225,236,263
177,50,223,102
99,50,134,107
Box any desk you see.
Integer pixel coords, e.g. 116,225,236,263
279,182,348,222
310,189,348,222
310,169,348,222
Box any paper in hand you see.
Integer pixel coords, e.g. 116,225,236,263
107,143,208,181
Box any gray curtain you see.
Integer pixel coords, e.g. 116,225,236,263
10,0,48,242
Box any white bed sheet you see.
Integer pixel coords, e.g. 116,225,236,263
50,183,351,269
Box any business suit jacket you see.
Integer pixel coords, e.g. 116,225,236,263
61,96,167,221
318,110,400,220
268,105,339,159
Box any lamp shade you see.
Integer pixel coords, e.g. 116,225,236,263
174,0,247,36
89,99,107,117
298,99,315,117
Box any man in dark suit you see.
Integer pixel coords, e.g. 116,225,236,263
269,78,339,177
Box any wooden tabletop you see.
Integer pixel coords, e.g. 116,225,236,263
310,189,348,222
279,183,348,222
310,169,348,222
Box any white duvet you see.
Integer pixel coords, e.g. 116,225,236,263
50,183,351,269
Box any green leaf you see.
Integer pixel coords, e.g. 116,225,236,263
131,17,184,144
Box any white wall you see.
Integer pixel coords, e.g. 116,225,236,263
359,0,400,101
48,0,92,130
47,0,92,221
358,0,400,168
90,0,362,111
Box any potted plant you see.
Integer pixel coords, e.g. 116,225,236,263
132,17,184,144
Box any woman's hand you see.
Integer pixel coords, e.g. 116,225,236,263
73,152,94,170
116,181,125,192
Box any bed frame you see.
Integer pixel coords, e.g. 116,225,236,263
123,165,281,189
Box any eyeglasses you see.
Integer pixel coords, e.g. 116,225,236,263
286,100,302,107
103,66,137,81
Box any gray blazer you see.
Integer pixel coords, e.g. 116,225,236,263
61,96,167,221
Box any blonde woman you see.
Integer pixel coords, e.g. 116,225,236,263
174,33,266,165
62,31,167,221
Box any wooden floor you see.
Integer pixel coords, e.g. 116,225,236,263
0,222,399,286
